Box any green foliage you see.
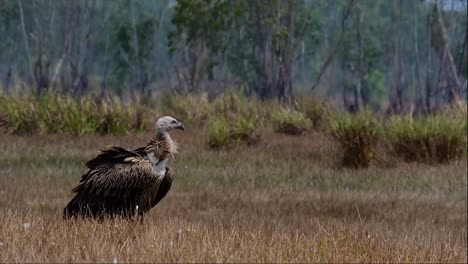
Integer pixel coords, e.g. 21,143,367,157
364,69,386,110
297,96,329,128
326,109,382,168
158,90,275,129
387,112,467,163
157,90,274,145
1,89,467,168
211,89,273,127
158,93,212,126
1,0,468,109
0,92,149,135
169,0,240,53
225,0,323,96
207,116,230,148
168,0,242,91
0,0,18,56
207,90,263,148
272,108,311,135
109,16,156,92
207,115,259,149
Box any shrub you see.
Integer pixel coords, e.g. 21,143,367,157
211,90,272,125
387,112,467,163
0,94,37,134
326,109,382,168
272,108,311,135
207,90,275,148
297,96,329,128
207,117,231,148
207,114,260,149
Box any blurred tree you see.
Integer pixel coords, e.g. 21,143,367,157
168,0,241,94
0,0,19,91
0,0,466,111
110,15,155,94
229,0,321,103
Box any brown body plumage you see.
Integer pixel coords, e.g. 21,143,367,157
64,116,184,219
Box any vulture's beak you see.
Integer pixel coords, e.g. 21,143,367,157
177,122,185,131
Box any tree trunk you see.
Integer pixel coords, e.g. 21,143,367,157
425,10,433,112
413,4,423,113
5,66,12,92
130,0,141,91
17,0,36,89
436,1,462,104
355,3,364,109
395,38,404,113
34,53,51,94
393,0,404,114
276,0,295,105
261,33,275,99
455,28,467,79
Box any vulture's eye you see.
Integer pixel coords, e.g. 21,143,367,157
171,120,177,124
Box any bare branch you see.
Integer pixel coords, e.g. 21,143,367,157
436,0,462,102
310,0,356,91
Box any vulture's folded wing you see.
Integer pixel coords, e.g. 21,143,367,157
75,158,154,196
72,147,163,205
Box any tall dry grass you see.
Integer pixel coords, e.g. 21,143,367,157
0,130,466,262
0,92,150,135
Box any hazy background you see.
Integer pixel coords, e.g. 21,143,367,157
0,0,467,112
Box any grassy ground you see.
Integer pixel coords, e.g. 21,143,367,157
0,130,466,262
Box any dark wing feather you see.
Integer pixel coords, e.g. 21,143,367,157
85,146,138,170
151,166,174,208
64,147,163,218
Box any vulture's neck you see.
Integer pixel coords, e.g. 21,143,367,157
155,130,168,140
151,130,178,155
144,130,177,176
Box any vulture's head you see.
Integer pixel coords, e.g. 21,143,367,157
156,116,185,133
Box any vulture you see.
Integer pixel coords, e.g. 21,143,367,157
63,116,184,219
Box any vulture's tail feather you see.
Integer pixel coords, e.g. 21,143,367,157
63,194,97,219
63,195,81,218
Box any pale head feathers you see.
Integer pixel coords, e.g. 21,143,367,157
156,116,185,134
152,116,183,159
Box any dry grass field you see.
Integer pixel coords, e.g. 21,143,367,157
0,129,466,262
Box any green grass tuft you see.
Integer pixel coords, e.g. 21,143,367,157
158,93,212,127
326,109,382,168
207,114,260,149
387,113,467,163
272,107,311,135
206,90,269,148
0,92,150,135
297,96,329,128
